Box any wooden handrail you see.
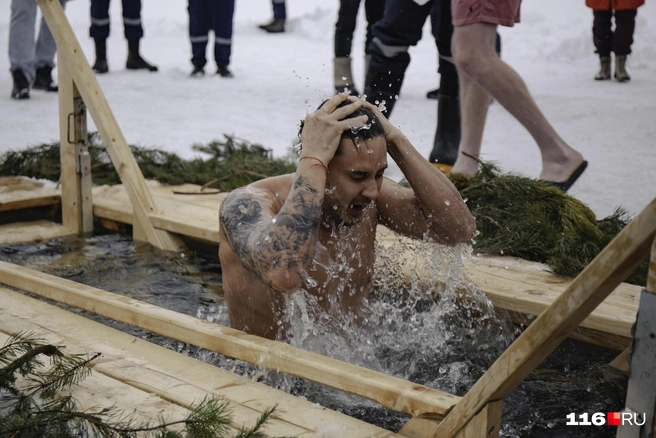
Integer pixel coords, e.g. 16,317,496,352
37,0,182,251
433,196,656,438
0,260,460,420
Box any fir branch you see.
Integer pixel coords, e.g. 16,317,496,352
26,352,99,399
235,405,278,438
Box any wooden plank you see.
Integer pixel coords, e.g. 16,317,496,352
399,418,440,437
0,177,60,212
0,289,398,437
610,347,630,372
91,184,222,243
454,400,503,438
0,331,192,434
0,260,460,420
432,197,656,438
37,0,182,251
0,220,75,244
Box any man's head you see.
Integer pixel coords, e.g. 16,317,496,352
299,99,388,226
297,99,386,156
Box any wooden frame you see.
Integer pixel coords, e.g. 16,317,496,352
39,0,182,251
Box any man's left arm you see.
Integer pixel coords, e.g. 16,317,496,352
378,133,476,245
360,100,475,245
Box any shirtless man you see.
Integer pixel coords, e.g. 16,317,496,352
219,93,476,340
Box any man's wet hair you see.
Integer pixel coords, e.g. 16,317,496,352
297,99,385,155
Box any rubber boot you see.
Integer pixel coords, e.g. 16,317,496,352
363,87,397,117
334,57,358,95
92,38,108,74
428,93,461,172
258,18,285,33
126,39,158,72
614,55,630,82
594,56,611,80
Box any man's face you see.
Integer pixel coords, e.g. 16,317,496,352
323,135,388,225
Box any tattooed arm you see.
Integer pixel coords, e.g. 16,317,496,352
220,94,369,291
219,171,326,291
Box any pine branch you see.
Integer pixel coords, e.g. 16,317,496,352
26,352,99,399
235,405,278,438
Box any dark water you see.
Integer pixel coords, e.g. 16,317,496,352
0,233,628,437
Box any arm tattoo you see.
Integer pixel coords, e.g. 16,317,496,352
220,176,323,288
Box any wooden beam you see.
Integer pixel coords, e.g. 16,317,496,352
454,400,503,438
432,197,656,438
610,347,630,372
37,0,182,251
58,59,93,234
0,260,460,420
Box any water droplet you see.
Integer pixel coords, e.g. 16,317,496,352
444,200,451,206
271,218,277,224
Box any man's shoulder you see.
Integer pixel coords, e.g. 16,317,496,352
223,173,294,208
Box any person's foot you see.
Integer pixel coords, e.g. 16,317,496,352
258,18,285,33
216,65,233,78
33,66,58,92
449,152,479,177
540,152,587,191
126,54,158,72
190,65,205,77
11,70,30,100
92,58,109,74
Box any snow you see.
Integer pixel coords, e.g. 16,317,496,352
1,0,655,219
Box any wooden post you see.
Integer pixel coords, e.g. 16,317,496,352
431,197,656,438
58,58,93,234
38,0,183,251
617,236,656,438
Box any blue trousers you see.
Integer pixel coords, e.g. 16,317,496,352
272,0,286,20
9,0,68,83
90,0,143,40
365,0,455,100
188,0,235,68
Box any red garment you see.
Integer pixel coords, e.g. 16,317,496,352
585,0,645,11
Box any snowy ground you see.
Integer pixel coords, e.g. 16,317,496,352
1,0,655,219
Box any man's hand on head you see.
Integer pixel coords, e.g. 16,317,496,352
300,93,369,166
361,100,403,146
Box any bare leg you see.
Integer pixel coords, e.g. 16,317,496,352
451,23,584,183
451,64,491,176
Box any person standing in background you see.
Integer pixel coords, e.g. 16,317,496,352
586,0,644,82
89,0,158,74
188,0,236,78
258,0,286,33
449,0,587,191
333,0,386,96
8,0,67,99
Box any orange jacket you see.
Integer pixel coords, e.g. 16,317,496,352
586,0,645,10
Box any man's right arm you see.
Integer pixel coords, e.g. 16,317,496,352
219,171,326,292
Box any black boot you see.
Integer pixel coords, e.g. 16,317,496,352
126,39,158,71
33,66,58,92
92,38,109,74
11,70,30,100
363,88,397,117
258,18,285,33
216,65,233,78
428,93,461,172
